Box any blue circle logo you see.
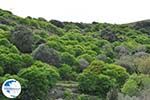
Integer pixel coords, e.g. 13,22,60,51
2,79,21,98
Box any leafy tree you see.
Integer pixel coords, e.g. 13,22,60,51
11,25,33,53
32,44,61,67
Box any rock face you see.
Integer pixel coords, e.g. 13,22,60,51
48,81,100,100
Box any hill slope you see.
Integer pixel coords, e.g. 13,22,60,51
0,9,150,100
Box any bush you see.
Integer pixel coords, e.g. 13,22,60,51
21,54,34,68
59,64,77,81
0,53,24,74
100,28,118,42
133,56,150,74
114,45,129,58
78,60,129,97
18,62,60,100
121,79,139,96
121,74,150,96
116,55,137,74
96,54,113,63
103,64,129,86
0,38,11,47
0,29,10,39
0,45,19,54
78,72,116,97
32,44,61,67
61,52,77,66
77,54,94,63
11,25,33,53
0,53,34,74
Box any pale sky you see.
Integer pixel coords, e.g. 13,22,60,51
0,0,150,24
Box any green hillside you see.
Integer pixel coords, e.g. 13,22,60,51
0,9,150,100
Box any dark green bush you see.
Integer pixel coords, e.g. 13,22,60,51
32,44,61,67
59,64,77,81
11,25,33,53
61,52,77,66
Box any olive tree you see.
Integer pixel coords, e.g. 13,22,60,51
11,25,33,53
32,44,61,67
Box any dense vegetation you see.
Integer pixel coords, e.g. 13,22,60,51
0,9,150,100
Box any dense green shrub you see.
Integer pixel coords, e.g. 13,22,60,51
61,52,77,66
21,54,34,67
78,60,129,97
77,54,94,63
47,41,65,51
18,62,60,100
0,38,11,47
78,72,116,97
59,64,77,80
0,29,10,39
0,53,24,74
0,53,34,74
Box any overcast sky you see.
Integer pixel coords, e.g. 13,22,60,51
0,0,150,24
